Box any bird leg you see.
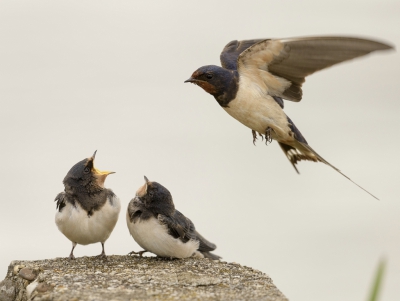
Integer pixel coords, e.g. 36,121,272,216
128,250,148,257
69,242,77,260
265,127,273,145
97,242,107,259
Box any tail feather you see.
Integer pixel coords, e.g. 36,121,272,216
278,142,315,174
201,251,221,260
279,141,379,200
194,230,217,252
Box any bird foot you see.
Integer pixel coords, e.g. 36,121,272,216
128,250,148,257
252,130,257,145
252,130,264,145
96,252,107,260
68,254,75,260
265,127,273,145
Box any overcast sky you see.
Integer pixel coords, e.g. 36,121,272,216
0,1,399,300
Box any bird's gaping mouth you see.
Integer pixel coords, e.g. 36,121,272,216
88,151,115,188
93,167,115,188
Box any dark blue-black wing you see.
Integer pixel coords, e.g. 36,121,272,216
220,39,266,70
159,210,216,252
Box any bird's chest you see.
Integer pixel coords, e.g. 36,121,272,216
55,195,121,244
222,80,289,137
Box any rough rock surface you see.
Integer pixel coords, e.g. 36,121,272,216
0,255,288,301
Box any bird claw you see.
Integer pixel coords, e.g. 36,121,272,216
128,250,148,257
252,130,266,145
265,127,273,145
252,130,257,145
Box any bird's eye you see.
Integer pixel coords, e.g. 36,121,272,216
84,167,90,174
206,73,213,79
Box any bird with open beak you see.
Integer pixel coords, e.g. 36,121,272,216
55,151,120,259
127,176,220,260
185,36,394,199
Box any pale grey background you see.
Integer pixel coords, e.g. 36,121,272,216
0,1,399,300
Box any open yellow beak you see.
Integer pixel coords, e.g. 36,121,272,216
93,167,115,187
87,151,115,187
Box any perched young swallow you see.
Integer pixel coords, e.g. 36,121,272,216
185,36,393,199
54,151,120,259
126,176,220,260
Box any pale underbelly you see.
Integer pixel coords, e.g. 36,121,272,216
126,213,199,258
223,95,290,140
55,197,121,245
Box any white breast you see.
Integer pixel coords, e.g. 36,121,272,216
126,212,200,258
55,195,121,245
223,76,290,140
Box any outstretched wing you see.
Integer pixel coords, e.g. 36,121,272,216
236,36,393,102
159,210,217,252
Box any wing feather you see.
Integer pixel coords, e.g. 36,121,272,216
220,39,265,70
159,210,217,252
55,192,67,211
236,36,393,101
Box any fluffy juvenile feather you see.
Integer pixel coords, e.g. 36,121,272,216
54,151,120,259
126,177,220,259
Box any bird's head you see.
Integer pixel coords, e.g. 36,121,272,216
135,176,175,212
185,65,235,96
63,150,115,194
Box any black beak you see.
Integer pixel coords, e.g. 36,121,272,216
90,150,97,161
184,77,195,83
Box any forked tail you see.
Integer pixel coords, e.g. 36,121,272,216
279,141,379,200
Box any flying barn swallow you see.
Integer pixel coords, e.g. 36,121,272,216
185,36,393,199
127,176,220,259
55,151,120,259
